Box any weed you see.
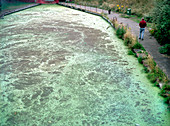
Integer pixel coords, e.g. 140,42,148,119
154,82,159,87
137,56,143,64
143,66,149,73
147,73,157,83
116,26,126,39
149,28,155,36
162,85,170,90
163,97,170,104
132,42,145,51
128,50,134,55
144,55,155,71
160,89,167,96
124,38,131,46
154,66,168,83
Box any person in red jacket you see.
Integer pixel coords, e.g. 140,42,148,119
139,17,147,40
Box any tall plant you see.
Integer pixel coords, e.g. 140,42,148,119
151,0,170,45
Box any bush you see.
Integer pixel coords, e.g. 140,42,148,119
128,50,135,55
124,37,131,46
145,16,153,23
163,97,170,104
99,0,103,5
143,66,149,73
151,0,170,45
147,73,158,83
116,26,126,39
124,31,138,49
159,44,170,55
138,56,143,64
132,42,145,50
149,29,155,36
154,82,159,87
162,84,170,90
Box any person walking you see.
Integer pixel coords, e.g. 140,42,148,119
108,9,111,14
139,17,147,40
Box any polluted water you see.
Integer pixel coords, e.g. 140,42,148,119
0,5,170,126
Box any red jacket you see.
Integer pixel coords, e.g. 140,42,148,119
139,20,147,28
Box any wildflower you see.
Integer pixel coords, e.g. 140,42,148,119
117,5,119,7
121,5,124,8
119,7,120,9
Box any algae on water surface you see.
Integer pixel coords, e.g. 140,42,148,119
0,5,169,126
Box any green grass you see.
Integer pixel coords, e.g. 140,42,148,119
120,14,142,23
131,16,142,23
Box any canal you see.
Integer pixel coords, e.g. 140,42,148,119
0,4,169,126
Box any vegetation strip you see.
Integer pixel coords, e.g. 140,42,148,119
58,3,170,107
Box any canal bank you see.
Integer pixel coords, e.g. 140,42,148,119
59,1,170,109
59,2,170,80
0,5,170,126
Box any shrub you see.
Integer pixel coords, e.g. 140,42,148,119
143,66,149,73
132,42,145,50
145,16,153,23
159,44,170,55
138,56,143,64
160,89,167,96
147,73,158,83
99,0,103,5
145,55,156,72
124,38,131,46
160,85,170,102
124,29,137,48
154,82,159,87
163,97,170,104
149,29,155,36
116,26,126,39
128,50,135,55
162,84,170,90
101,2,110,10
151,0,170,45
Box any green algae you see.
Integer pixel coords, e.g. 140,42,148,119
0,5,170,126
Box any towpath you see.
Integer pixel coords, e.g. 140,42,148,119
61,2,170,79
